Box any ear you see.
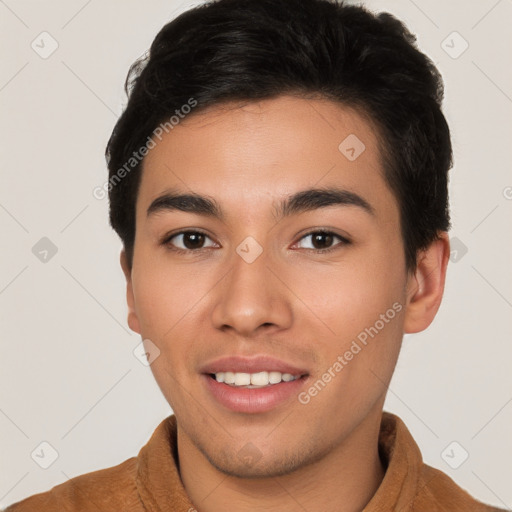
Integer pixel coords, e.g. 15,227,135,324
403,232,450,334
120,249,141,334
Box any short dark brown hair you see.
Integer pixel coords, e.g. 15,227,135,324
105,0,452,269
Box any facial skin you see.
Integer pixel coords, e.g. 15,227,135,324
120,95,449,512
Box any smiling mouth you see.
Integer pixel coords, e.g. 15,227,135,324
208,371,307,388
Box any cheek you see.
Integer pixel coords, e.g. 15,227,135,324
130,263,211,386
289,250,406,403
132,258,207,333
130,262,204,408
291,251,405,339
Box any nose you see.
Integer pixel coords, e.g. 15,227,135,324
211,247,293,337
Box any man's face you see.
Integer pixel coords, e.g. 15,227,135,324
125,95,412,477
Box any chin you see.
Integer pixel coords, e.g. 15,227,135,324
201,440,324,480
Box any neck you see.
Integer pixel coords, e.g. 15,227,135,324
177,409,386,512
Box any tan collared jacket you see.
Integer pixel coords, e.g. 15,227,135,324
4,412,505,511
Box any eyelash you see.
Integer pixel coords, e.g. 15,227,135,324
161,229,350,255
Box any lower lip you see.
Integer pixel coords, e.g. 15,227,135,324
202,374,308,414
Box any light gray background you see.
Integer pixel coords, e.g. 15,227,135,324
1,0,511,509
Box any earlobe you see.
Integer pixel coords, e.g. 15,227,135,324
403,232,450,334
120,249,141,334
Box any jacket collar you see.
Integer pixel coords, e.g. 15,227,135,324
135,412,422,511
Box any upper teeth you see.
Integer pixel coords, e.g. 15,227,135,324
215,371,299,387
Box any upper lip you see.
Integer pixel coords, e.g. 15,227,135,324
200,355,309,376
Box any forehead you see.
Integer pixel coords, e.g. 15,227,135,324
137,95,397,222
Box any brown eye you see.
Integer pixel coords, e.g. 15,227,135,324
165,231,217,251
182,232,205,249
295,231,348,251
311,232,334,249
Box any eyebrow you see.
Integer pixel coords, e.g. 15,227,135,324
146,187,375,220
